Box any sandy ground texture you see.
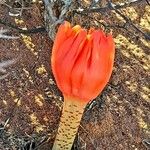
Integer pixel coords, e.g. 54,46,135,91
0,0,150,150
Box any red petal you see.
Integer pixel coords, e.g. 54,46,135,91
55,30,87,95
80,30,115,100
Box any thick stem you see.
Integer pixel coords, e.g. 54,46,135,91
52,96,87,150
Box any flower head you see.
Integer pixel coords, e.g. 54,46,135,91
51,21,115,103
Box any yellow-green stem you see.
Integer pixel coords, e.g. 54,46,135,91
52,96,87,150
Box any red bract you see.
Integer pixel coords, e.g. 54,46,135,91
51,21,115,103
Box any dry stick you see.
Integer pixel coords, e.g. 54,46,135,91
75,0,150,40
74,10,129,31
59,0,72,20
145,0,150,5
79,0,147,13
0,18,46,34
0,29,19,39
43,0,73,40
107,1,150,40
1,1,32,16
52,96,87,150
74,10,141,41
74,10,106,28
43,0,57,22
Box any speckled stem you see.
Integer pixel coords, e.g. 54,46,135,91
52,96,87,150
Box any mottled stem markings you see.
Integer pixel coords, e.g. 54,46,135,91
52,96,87,150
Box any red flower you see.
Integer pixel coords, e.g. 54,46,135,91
51,21,115,103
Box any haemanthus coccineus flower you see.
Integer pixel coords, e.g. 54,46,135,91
52,21,115,102
51,21,115,150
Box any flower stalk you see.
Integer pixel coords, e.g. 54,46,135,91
52,96,86,150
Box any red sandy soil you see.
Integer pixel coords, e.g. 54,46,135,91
0,1,149,150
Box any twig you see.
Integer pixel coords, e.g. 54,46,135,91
43,0,73,40
59,0,72,20
76,0,146,14
142,139,150,149
0,29,19,39
34,136,49,150
75,10,130,31
108,1,150,40
145,0,150,5
43,0,59,40
1,0,33,16
0,118,10,130
75,0,150,40
43,0,57,22
0,18,46,34
74,11,107,28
